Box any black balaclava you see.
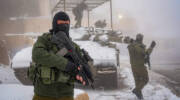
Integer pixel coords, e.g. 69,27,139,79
52,11,70,37
136,33,144,44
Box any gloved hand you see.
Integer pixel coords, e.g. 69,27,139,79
150,41,156,48
65,61,76,72
65,62,87,85
75,66,87,86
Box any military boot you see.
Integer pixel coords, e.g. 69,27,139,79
132,89,144,100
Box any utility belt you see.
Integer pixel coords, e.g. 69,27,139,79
27,62,72,85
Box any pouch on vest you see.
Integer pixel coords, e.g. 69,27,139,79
57,72,71,83
39,67,56,84
39,67,71,84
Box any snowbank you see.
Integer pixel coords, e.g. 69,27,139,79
12,47,32,68
0,66,20,84
0,84,86,100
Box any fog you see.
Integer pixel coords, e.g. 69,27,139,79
90,0,180,65
0,0,180,66
0,0,40,19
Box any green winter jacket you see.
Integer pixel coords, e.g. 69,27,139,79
128,42,153,66
32,32,81,98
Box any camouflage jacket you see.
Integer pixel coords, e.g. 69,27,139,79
32,32,82,98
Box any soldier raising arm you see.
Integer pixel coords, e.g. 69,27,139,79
127,33,156,100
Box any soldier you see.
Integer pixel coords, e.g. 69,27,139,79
127,34,156,99
28,11,93,100
72,0,87,28
94,19,107,28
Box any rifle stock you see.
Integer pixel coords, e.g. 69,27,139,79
145,53,151,70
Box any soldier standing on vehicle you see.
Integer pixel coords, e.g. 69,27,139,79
127,33,156,99
28,11,93,100
72,0,87,28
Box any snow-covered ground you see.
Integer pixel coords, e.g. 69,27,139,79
0,84,33,100
0,28,180,100
0,65,86,100
0,65,20,84
86,66,180,100
0,83,86,100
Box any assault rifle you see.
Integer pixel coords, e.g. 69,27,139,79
51,31,94,89
81,49,93,63
145,53,151,70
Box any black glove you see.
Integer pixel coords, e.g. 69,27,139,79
75,66,89,86
65,62,88,86
150,41,156,48
65,61,76,72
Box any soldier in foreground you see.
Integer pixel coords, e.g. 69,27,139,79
127,34,156,99
28,11,93,100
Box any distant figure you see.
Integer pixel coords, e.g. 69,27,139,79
94,20,107,28
127,34,156,99
123,36,131,44
72,0,88,28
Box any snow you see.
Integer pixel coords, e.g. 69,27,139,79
70,27,89,40
86,66,180,100
12,47,32,68
74,89,86,99
99,34,109,42
0,65,85,100
0,68,179,100
89,35,96,41
0,84,85,100
2,28,180,100
85,41,180,100
117,43,130,64
75,41,116,66
0,66,20,84
0,84,34,100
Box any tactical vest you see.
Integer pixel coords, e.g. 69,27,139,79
27,33,72,85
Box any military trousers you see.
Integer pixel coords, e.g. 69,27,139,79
32,94,73,100
131,65,149,92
